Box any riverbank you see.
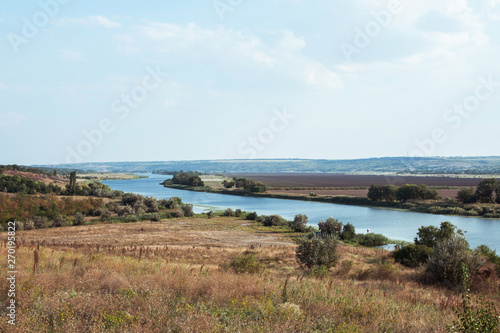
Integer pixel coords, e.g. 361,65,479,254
161,181,500,219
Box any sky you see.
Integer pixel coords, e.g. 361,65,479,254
1,0,500,165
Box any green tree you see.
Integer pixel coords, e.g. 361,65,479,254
67,171,77,195
456,188,477,204
289,214,308,232
318,217,343,236
415,221,458,248
296,233,339,271
475,178,499,203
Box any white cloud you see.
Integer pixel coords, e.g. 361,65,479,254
60,50,88,63
115,22,342,91
57,15,122,28
0,112,27,127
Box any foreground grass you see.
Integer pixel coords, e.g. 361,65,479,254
0,218,498,332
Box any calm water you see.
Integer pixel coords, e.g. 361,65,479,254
103,174,500,250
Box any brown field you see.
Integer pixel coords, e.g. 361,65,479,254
1,217,498,332
228,173,489,188
268,188,461,199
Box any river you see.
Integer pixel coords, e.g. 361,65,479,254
102,174,500,250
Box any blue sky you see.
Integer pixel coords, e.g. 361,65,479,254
1,0,500,165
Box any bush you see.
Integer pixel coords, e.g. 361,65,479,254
393,244,433,267
223,208,235,217
228,253,264,274
355,233,389,247
447,265,499,333
296,233,339,272
53,214,68,227
476,245,500,276
415,221,457,248
340,222,356,241
234,209,242,217
427,234,484,288
289,214,308,232
318,217,343,236
150,213,161,222
181,204,194,217
206,210,214,218
262,215,287,227
100,209,112,221
73,212,86,226
246,212,258,220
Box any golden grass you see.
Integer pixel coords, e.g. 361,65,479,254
0,217,498,332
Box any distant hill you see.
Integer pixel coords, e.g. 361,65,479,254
34,156,500,174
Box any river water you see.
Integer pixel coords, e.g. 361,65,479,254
102,174,500,250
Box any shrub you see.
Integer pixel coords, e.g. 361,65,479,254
100,209,112,221
234,209,242,217
150,213,161,222
415,221,457,248
223,208,235,217
318,217,343,236
393,244,433,267
206,210,214,218
246,212,258,220
262,215,287,227
53,214,67,227
340,222,356,241
427,234,484,288
296,233,339,272
73,212,86,226
228,253,264,274
289,214,308,232
181,204,194,217
476,245,500,276
447,265,499,333
355,233,389,247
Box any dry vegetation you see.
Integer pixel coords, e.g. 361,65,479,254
1,217,498,332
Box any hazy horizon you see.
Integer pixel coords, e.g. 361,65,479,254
2,1,500,165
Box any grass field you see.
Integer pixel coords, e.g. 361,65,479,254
2,216,498,332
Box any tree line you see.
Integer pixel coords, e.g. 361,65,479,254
367,183,440,202
222,178,267,193
456,178,500,204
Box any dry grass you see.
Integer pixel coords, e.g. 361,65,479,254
0,217,498,332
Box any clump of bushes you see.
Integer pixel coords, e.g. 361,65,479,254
228,252,264,274
288,214,308,232
246,212,258,220
296,233,339,275
393,244,433,267
262,215,288,227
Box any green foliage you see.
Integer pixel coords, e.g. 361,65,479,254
447,265,499,333
245,211,258,220
354,233,389,247
181,204,194,217
289,214,308,232
234,209,242,217
73,212,86,226
0,175,62,194
318,217,343,236
172,172,205,187
426,234,484,288
367,184,398,201
262,215,287,227
233,177,267,193
393,244,433,267
475,245,500,276
475,178,499,203
396,184,440,201
415,221,458,248
340,222,356,241
456,188,477,204
296,233,339,271
228,253,264,274
224,208,235,217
